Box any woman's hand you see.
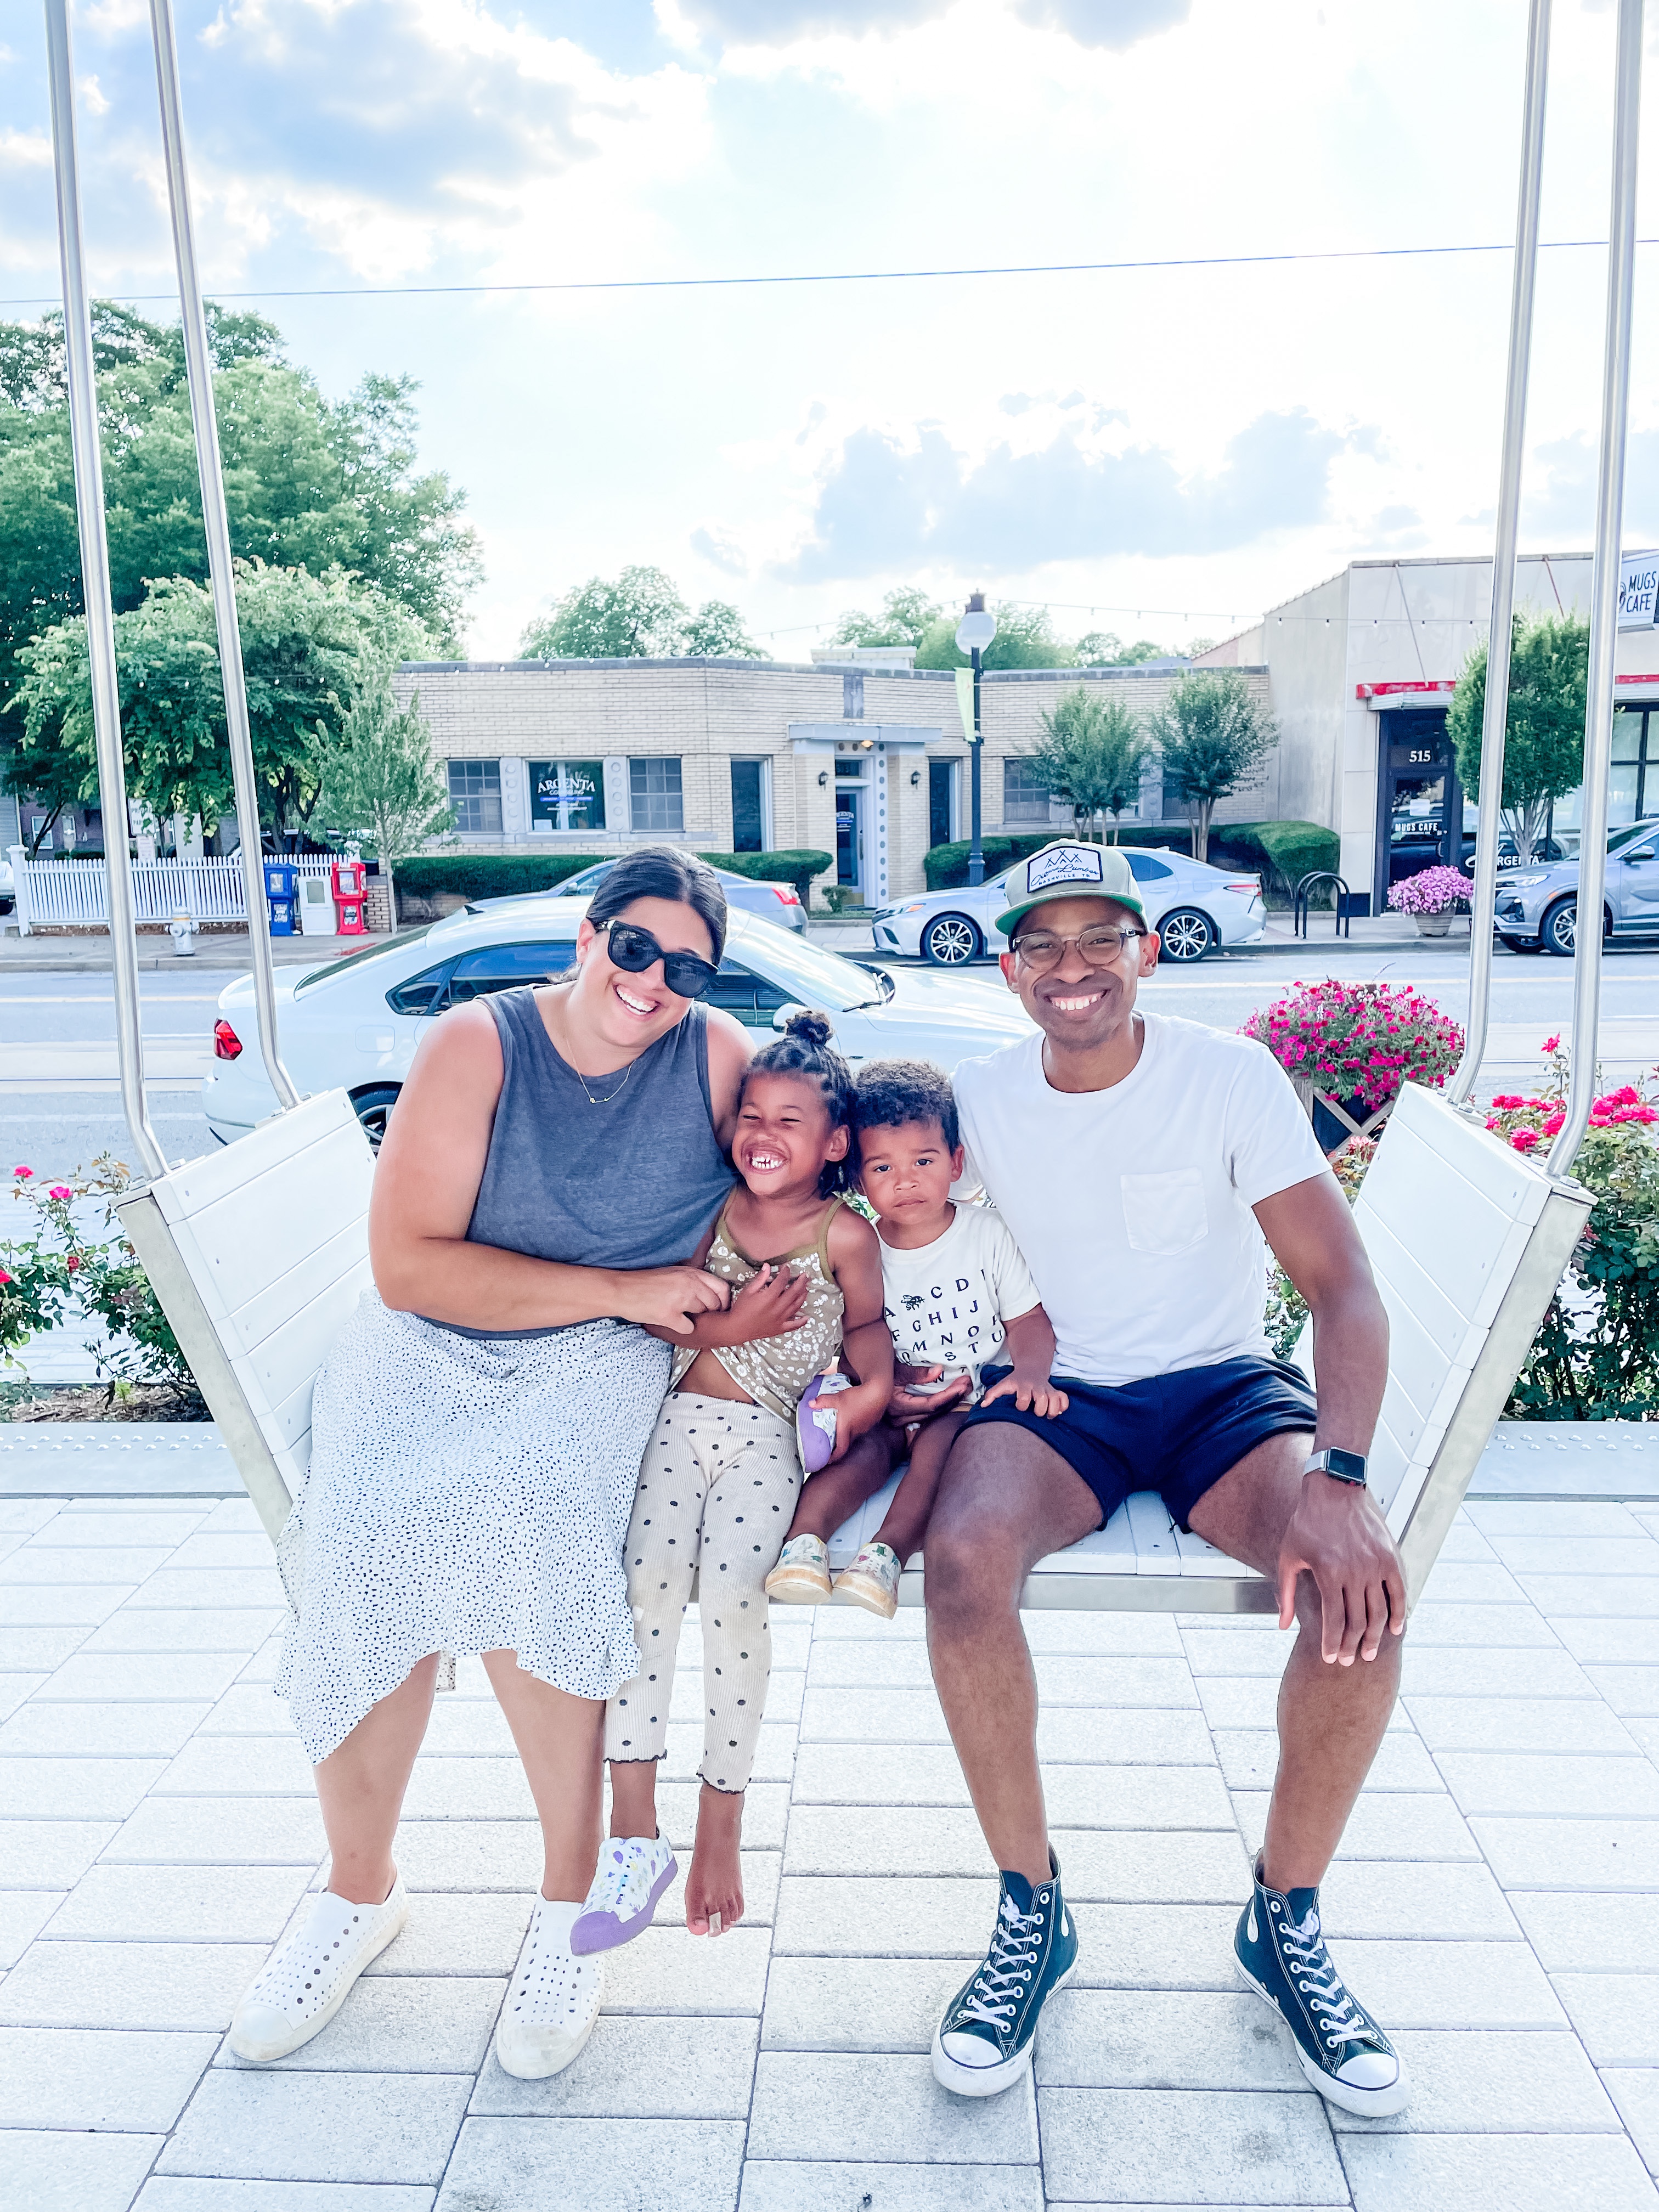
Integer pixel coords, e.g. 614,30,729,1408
980,1370,1070,1419
723,1263,813,1342
616,1266,731,1336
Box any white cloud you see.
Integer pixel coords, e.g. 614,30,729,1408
691,524,749,574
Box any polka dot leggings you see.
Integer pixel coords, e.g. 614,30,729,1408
605,1390,801,1793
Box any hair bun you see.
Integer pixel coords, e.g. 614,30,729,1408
785,1008,834,1047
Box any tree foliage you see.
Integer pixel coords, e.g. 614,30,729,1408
521,566,769,659
828,592,1172,670
1447,612,1589,865
312,675,455,915
1026,687,1154,842
8,562,430,841
827,588,944,650
1145,669,1276,862
1073,630,1171,666
0,301,480,732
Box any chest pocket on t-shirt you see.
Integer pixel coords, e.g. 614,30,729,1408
1120,1169,1209,1256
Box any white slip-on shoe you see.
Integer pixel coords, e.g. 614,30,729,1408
228,1876,409,2063
496,1896,603,2079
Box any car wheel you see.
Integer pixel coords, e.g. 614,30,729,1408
1498,934,1540,955
1158,908,1215,963
350,1084,403,1150
1542,900,1578,957
922,912,982,966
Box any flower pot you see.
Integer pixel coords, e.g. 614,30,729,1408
1414,912,1452,937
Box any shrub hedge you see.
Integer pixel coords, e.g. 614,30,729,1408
395,854,605,903
1210,820,1340,896
696,850,833,907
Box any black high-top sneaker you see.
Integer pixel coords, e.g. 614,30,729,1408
932,1850,1076,2097
1234,1856,1409,2117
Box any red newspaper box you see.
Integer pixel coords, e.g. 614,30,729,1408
330,858,367,935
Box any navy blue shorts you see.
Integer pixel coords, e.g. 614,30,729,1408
961,1355,1318,1532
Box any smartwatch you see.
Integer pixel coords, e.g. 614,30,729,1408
1306,1448,1368,1489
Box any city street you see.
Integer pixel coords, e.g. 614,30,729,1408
4,943,1658,1178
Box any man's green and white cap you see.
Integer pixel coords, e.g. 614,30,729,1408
995,840,1147,938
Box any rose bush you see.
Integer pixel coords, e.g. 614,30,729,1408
1240,979,1466,1120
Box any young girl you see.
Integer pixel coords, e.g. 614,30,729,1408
582,1012,892,1948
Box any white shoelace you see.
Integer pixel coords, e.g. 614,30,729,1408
960,1891,1042,2032
588,1840,654,1918
1280,1908,1372,2046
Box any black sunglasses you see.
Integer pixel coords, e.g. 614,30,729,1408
599,918,719,1000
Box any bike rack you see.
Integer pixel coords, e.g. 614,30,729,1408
1293,869,1353,940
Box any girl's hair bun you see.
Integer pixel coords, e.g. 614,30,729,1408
784,1008,834,1048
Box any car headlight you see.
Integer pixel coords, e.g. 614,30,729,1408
1502,873,1549,889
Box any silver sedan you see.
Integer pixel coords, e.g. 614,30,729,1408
870,848,1267,966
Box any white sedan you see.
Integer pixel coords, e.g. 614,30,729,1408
202,899,1036,1146
871,847,1266,966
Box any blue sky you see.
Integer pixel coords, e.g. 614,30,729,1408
6,1,1659,656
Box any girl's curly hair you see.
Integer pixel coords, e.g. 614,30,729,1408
742,1009,857,1195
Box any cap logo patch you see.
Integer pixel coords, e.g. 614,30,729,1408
1027,847,1103,892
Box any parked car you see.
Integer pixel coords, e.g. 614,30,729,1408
1492,819,1659,955
870,847,1265,966
202,900,1036,1146
473,856,806,933
0,853,12,915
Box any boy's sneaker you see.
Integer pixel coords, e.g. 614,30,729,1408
228,1876,409,2062
932,1850,1076,2097
765,1533,832,1603
571,1833,677,1955
496,1897,602,2079
1234,1858,1409,2117
831,1541,903,1618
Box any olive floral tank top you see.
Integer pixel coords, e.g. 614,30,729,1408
670,1194,848,1422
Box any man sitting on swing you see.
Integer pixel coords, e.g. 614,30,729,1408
910,841,1409,2117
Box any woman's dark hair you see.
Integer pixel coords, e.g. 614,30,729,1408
588,845,728,964
851,1057,958,1153
743,1009,857,1195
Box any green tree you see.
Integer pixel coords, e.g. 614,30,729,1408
521,566,690,658
913,600,1069,671
0,302,479,730
827,588,943,650
1073,630,1170,666
1447,611,1589,864
1146,669,1277,862
8,562,430,842
1028,688,1155,843
311,672,455,917
683,599,768,658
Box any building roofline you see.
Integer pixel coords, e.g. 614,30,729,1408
395,656,1227,681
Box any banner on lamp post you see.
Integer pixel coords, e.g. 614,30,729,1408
954,665,978,743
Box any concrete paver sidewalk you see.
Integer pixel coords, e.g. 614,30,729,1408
3,1488,1659,2209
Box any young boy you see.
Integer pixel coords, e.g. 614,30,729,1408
765,1058,1067,1618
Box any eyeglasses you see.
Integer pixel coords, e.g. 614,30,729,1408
1012,923,1147,972
600,919,719,999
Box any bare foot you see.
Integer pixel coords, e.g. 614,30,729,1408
685,1782,744,1937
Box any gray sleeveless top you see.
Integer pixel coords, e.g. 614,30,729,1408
436,986,733,1339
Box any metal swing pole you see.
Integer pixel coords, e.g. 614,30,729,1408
1450,0,1551,1108
147,0,299,1111
1550,0,1644,1176
43,0,166,1179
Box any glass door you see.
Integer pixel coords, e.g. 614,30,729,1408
1373,709,1463,913
836,787,864,894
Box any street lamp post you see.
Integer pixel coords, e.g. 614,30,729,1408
956,592,997,886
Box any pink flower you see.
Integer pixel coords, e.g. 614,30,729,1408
13,1166,31,1180
1511,1128,1539,1152
0,1268,12,1285
65,1254,80,1272
48,1186,72,1202
1541,1036,1561,1054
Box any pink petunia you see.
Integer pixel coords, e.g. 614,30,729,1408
0,1268,11,1285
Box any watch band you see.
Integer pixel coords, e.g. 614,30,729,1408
1306,1448,1368,1488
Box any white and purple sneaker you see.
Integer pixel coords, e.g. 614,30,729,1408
570,1833,678,1956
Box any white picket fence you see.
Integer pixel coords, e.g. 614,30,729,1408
5,851,337,935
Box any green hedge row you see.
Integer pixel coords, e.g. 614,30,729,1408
696,850,833,907
394,854,605,902
1208,820,1340,896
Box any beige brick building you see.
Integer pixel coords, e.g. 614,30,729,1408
394,648,1269,902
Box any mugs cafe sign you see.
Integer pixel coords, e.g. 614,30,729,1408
1618,551,1659,629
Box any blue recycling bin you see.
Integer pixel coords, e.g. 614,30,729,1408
263,860,298,937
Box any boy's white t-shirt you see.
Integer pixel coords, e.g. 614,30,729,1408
952,1011,1331,1389
878,1202,1042,1394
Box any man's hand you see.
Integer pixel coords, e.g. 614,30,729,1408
887,1363,973,1424
618,1266,731,1337
980,1370,1069,1418
1277,1473,1407,1664
723,1264,812,1342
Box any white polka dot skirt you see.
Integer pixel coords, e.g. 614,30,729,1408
603,1391,802,1793
275,1293,672,1764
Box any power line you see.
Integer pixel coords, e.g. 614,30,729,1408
2,231,1655,310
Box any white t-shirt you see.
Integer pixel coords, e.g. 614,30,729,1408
878,1201,1042,1395
953,1012,1331,1388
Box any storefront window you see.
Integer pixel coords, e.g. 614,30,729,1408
630,757,684,833
1003,759,1053,824
529,760,606,833
1612,707,1657,827
447,760,502,836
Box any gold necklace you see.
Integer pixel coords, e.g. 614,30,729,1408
574,1060,632,1107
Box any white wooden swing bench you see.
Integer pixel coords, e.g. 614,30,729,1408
50,0,1628,1624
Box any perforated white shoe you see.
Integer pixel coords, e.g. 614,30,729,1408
228,1876,409,2062
495,1896,603,2079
